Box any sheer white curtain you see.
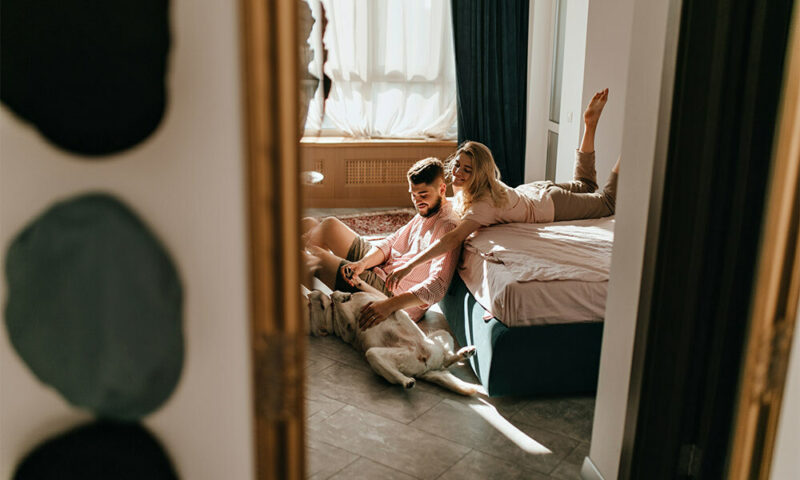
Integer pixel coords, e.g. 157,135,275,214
304,0,326,134
304,0,457,139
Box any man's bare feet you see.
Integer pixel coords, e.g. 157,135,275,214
584,88,609,127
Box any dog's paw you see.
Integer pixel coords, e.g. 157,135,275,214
459,346,477,359
404,378,416,389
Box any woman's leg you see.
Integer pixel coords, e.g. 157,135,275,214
554,150,599,193
551,161,618,221
553,89,608,193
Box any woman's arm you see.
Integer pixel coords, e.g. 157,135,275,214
385,219,481,291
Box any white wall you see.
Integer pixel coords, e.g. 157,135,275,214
524,0,555,182
553,0,634,183
553,0,589,182
770,306,800,479
572,0,635,182
527,0,631,185
586,0,682,478
0,1,255,479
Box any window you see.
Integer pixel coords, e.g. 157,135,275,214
303,0,457,140
545,0,567,181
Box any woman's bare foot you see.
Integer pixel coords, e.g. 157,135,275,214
584,88,609,127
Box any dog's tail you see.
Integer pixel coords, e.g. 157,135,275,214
419,370,485,396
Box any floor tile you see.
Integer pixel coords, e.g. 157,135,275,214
306,392,346,425
564,442,590,465
307,439,359,479
415,310,528,416
306,346,337,374
304,297,596,480
329,457,416,480
550,462,581,480
308,362,442,424
309,406,470,480
308,335,373,373
409,398,577,475
437,450,549,480
550,442,590,480
511,396,595,443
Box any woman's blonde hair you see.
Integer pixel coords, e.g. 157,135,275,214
447,141,508,217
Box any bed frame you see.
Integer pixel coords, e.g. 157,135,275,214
439,273,604,397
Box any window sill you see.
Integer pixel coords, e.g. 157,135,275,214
300,136,457,147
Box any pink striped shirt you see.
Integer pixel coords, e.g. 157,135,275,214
370,200,460,322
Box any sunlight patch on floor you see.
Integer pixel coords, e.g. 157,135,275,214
470,397,553,455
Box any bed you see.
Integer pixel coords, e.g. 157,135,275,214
438,217,614,396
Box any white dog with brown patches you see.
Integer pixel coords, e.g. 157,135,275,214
307,287,482,396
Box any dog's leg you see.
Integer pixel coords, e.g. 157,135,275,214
426,330,477,368
419,370,484,396
364,347,417,389
445,346,477,368
426,329,455,351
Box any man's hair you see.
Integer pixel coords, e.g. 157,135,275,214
407,157,445,185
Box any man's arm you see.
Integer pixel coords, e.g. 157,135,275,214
341,245,387,287
345,217,415,286
342,219,414,286
354,246,386,270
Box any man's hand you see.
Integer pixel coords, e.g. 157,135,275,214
385,265,411,291
340,261,366,287
359,298,396,330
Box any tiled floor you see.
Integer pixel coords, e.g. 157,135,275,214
305,311,594,480
303,208,594,479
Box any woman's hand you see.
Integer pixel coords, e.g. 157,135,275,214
385,265,412,291
340,261,366,287
359,299,396,330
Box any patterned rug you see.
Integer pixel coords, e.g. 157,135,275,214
327,209,416,239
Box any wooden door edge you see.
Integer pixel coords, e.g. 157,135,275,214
727,2,800,477
239,0,305,478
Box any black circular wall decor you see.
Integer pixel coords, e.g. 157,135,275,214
0,0,170,156
13,421,178,480
5,193,184,420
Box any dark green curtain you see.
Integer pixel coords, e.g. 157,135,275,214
451,0,529,187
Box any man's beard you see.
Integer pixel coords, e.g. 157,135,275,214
418,195,443,217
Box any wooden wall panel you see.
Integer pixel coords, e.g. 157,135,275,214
300,139,457,208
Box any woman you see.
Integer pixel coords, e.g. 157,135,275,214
386,88,619,291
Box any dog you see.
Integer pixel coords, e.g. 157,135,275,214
306,288,482,396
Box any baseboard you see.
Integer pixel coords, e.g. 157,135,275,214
581,456,606,480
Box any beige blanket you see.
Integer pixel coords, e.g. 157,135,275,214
464,217,615,283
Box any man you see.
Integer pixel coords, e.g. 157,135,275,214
303,157,459,329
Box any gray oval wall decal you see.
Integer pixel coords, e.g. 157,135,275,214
0,0,170,156
13,421,178,480
4,194,183,420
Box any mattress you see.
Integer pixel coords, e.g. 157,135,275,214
458,217,614,327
